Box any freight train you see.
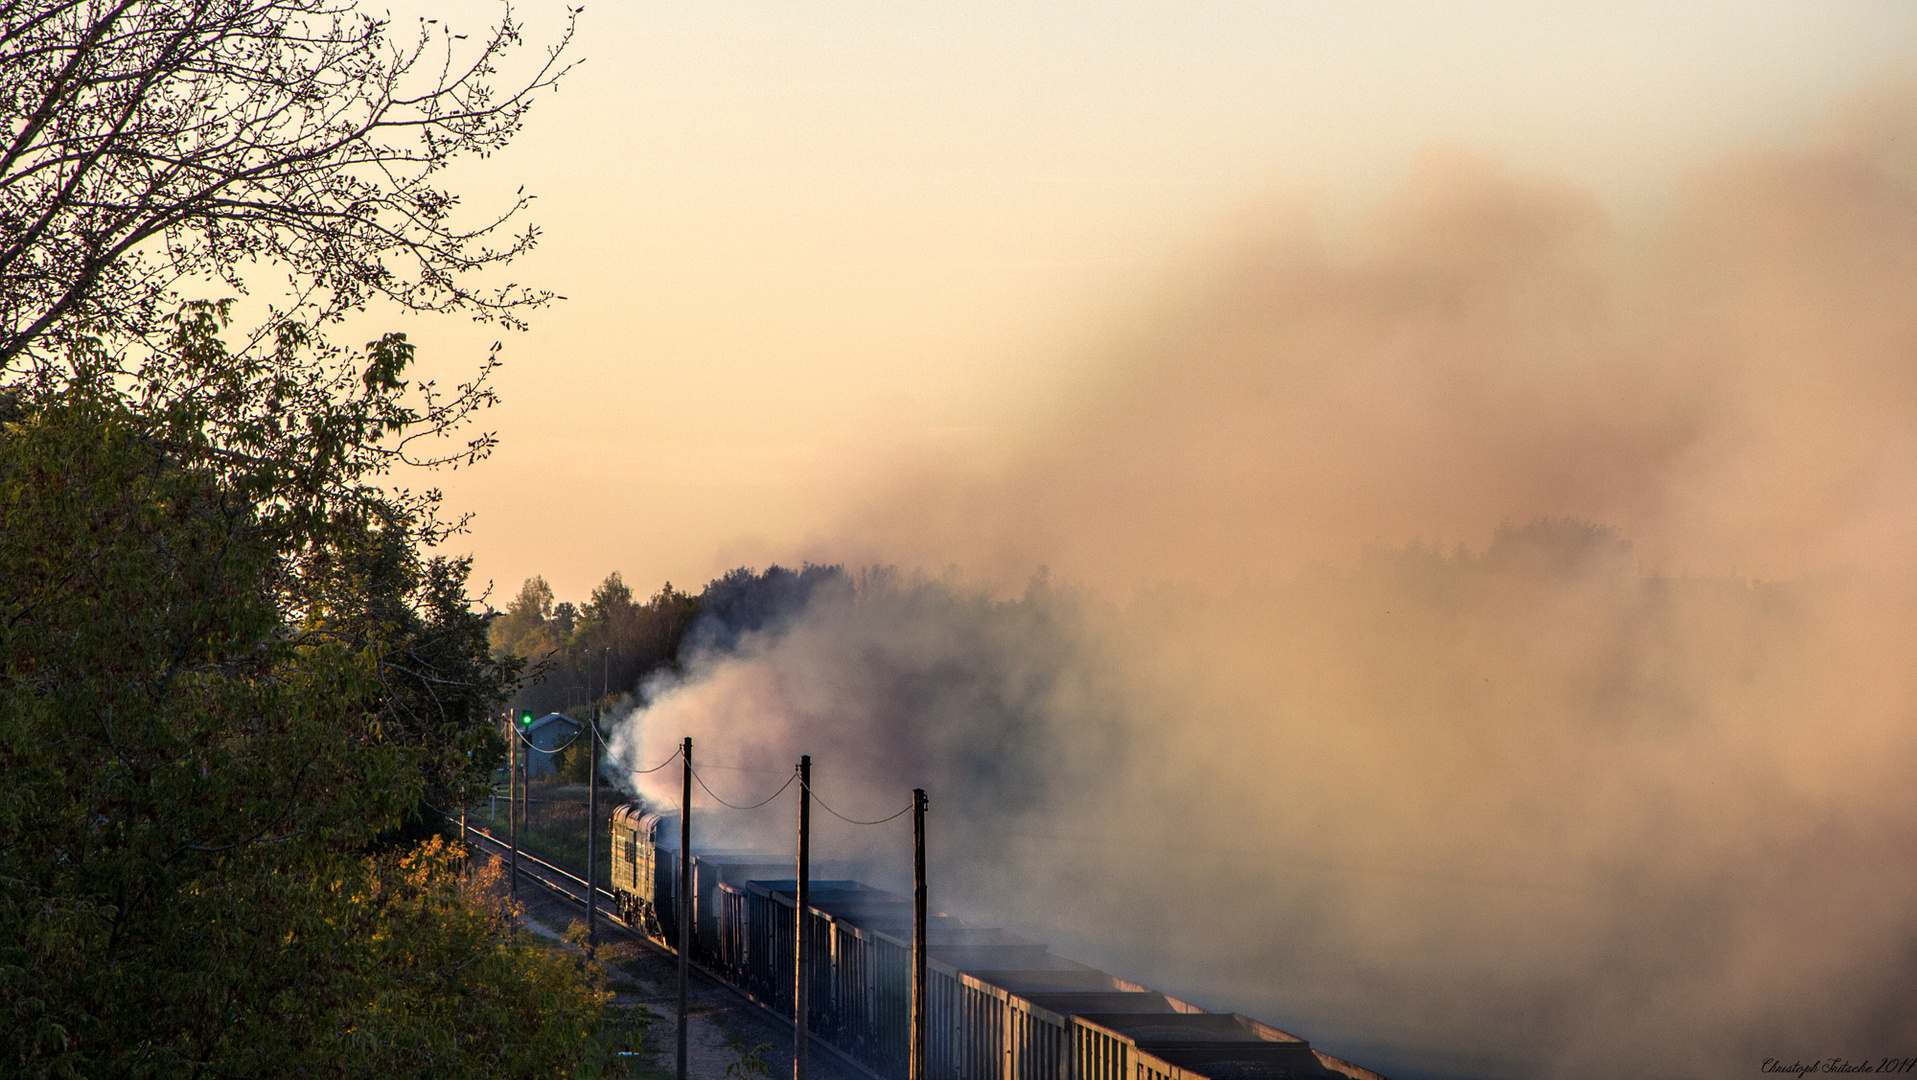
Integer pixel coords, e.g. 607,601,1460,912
607,804,1389,1080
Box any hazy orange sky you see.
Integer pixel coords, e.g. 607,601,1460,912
383,1,1917,604
397,10,1917,1071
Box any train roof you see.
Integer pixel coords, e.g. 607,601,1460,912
1147,1050,1344,1080
606,803,1384,1080
967,969,1146,994
1067,1013,1355,1080
608,803,691,841
608,803,782,856
1015,991,1179,1016
1078,1013,1304,1046
737,877,1062,971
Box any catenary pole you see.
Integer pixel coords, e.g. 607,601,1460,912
678,737,692,1080
912,788,928,1080
586,705,599,958
508,713,519,910
795,754,812,1080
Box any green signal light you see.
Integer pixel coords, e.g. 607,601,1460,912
518,711,534,725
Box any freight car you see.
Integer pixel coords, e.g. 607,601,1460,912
606,805,1388,1080
607,803,789,953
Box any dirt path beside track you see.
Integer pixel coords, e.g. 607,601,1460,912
507,854,871,1080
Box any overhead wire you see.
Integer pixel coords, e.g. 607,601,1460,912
583,717,680,774
691,761,793,774
799,776,914,825
621,741,682,775
690,765,797,811
515,715,910,823
513,716,681,773
512,720,584,754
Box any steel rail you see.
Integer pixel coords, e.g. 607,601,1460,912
447,813,887,1080
462,820,624,912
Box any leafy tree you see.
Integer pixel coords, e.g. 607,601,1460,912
492,574,557,656
1480,517,1635,579
148,300,518,804
688,563,850,653
326,839,609,1077
552,732,597,786
0,336,586,1076
630,581,700,680
551,600,578,641
586,571,637,626
498,576,701,718
0,1,601,1071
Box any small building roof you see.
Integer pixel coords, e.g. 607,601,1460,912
523,712,579,735
520,713,583,755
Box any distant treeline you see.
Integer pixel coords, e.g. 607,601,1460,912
494,563,848,717
496,520,1682,721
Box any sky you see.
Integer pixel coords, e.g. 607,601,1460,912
391,0,1917,604
385,7,1917,1075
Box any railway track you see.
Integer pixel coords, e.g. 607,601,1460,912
458,820,626,924
452,817,885,1080
451,810,1387,1080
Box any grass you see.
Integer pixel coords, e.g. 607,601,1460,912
510,918,676,1080
463,785,763,1079
465,775,627,890
598,1003,674,1080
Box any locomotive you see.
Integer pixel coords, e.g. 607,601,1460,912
605,803,1391,1080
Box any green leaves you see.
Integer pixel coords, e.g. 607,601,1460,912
0,326,569,1078
1,0,589,1066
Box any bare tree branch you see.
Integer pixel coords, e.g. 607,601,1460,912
0,0,577,373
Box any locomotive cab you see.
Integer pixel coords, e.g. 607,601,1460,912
607,805,679,937
605,803,783,958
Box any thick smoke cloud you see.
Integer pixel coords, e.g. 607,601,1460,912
842,82,1917,594
604,566,1125,886
609,85,1917,1079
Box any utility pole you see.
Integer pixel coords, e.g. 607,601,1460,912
911,788,928,1080
795,754,812,1080
678,737,692,1080
508,713,519,910
586,705,599,959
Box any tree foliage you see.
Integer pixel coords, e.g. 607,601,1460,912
134,299,514,804
0,0,598,1070
493,573,699,717
493,574,556,656
493,565,871,721
0,372,599,1076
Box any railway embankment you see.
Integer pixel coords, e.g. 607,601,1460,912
460,812,871,1080
452,795,1389,1080
475,777,613,888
